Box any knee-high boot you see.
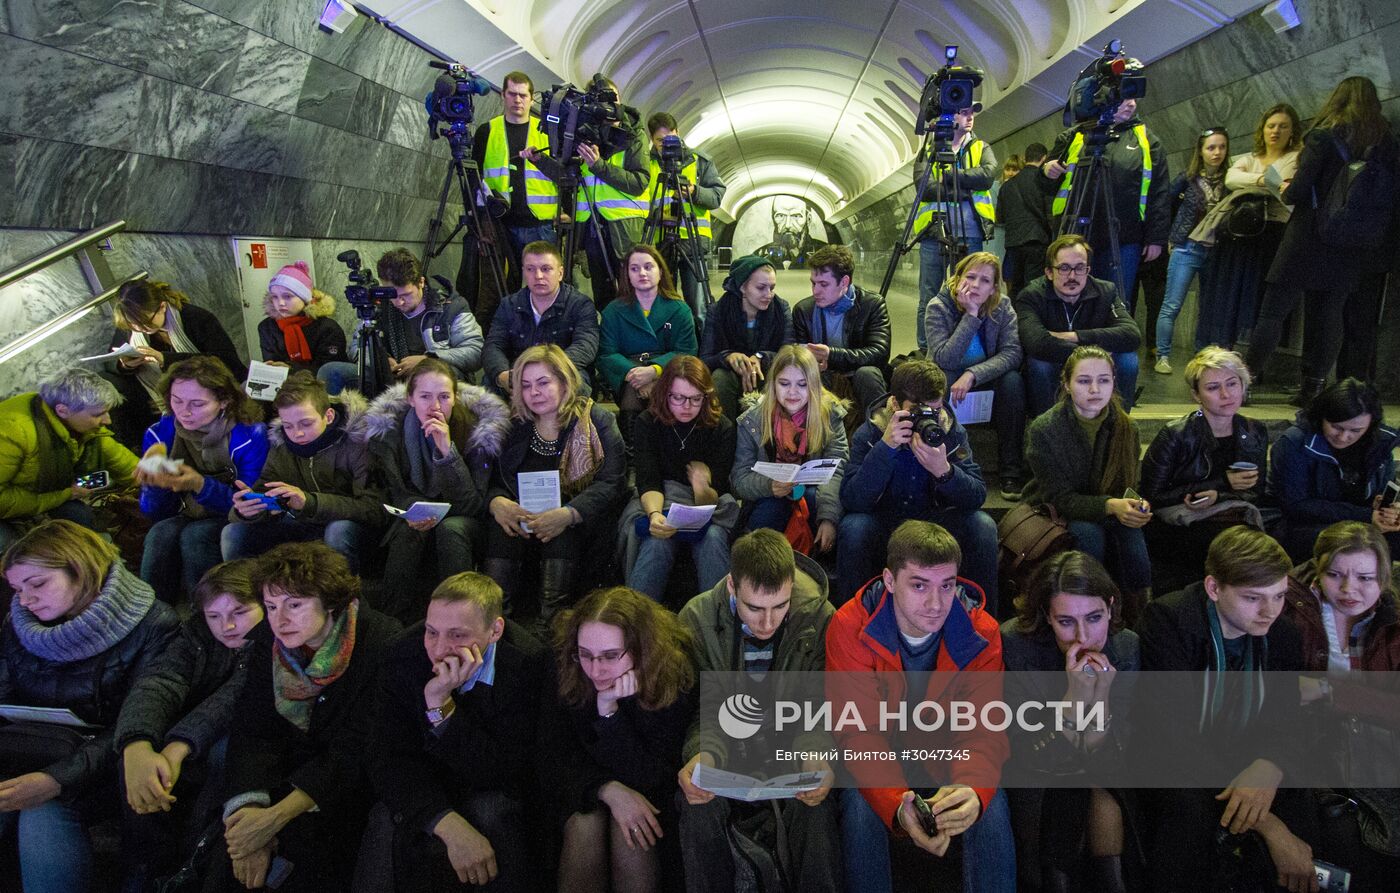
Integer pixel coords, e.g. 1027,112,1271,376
1089,855,1127,893
483,557,523,617
537,558,580,638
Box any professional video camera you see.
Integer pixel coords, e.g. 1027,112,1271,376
658,133,686,176
338,249,396,319
337,250,394,398
424,60,492,145
915,45,984,143
540,74,640,161
1062,39,1146,127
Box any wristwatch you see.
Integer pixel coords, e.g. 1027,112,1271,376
426,700,455,726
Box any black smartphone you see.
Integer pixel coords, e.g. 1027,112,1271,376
1188,493,1211,506
75,470,109,490
1386,479,1400,508
909,793,938,836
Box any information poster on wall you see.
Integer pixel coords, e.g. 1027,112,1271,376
231,237,317,360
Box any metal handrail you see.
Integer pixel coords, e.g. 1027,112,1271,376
0,271,148,365
0,220,128,292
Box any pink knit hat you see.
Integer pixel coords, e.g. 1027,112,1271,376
269,261,314,301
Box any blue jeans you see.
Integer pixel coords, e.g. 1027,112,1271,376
1068,519,1152,590
140,515,226,605
0,799,93,892
1155,242,1207,356
1025,351,1139,418
839,787,1016,893
917,225,985,351
1092,242,1142,315
221,516,378,573
627,523,731,602
505,223,556,259
943,368,1026,479
837,509,999,614
746,492,816,533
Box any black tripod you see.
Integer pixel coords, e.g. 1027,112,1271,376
553,158,627,298
1056,119,1128,299
351,304,392,399
424,129,508,305
880,131,975,298
643,164,713,311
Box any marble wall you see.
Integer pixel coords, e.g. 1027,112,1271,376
0,0,491,396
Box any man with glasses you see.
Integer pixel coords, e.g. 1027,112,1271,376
837,360,998,612
1015,234,1141,415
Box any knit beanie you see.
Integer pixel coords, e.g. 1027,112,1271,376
722,255,775,295
269,261,314,301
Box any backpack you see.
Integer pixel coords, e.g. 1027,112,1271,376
1314,135,1396,249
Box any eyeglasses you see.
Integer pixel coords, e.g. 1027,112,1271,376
1053,263,1089,275
573,648,629,667
668,393,705,407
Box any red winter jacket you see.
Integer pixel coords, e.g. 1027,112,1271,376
825,574,1007,829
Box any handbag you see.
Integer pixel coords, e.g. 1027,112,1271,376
997,503,1073,598
1217,194,1269,241
0,720,91,777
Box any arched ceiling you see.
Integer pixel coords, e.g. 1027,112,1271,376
367,0,1267,221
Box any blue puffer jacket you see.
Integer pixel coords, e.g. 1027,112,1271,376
1267,414,1399,526
139,416,269,520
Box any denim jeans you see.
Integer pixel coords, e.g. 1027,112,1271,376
918,225,985,351
680,791,842,893
0,799,93,893
745,492,816,533
317,360,360,396
505,223,556,259
626,524,731,602
1155,241,1208,357
1091,242,1142,315
140,515,226,605
943,368,1026,479
839,786,1016,893
1068,519,1152,590
221,515,379,573
837,509,999,614
1025,350,1139,418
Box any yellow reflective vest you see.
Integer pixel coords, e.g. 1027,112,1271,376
481,116,557,221
576,150,649,223
913,138,996,235
1051,124,1153,220
646,156,712,241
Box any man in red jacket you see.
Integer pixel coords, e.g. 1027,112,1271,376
826,520,1015,892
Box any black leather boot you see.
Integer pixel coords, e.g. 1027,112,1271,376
1040,866,1074,893
1291,376,1326,408
483,557,523,617
536,558,579,638
1089,855,1127,893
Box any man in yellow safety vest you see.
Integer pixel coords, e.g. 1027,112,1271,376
912,102,998,353
646,112,727,327
1042,97,1171,315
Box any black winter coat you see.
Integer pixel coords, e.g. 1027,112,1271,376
256,316,347,373
487,404,628,526
1140,411,1269,507
996,164,1057,248
1048,117,1172,248
113,614,254,761
0,577,178,796
791,286,891,373
222,605,401,818
109,302,247,382
1014,275,1141,365
481,284,600,385
1269,127,1400,291
369,621,550,832
699,291,793,370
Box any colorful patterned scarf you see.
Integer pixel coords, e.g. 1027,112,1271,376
559,400,605,498
272,600,359,732
774,407,809,464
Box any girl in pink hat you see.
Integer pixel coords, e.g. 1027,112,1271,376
258,261,347,374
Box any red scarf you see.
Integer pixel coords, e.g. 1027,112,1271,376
276,315,313,362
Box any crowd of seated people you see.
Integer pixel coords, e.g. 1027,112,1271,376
2,70,1400,890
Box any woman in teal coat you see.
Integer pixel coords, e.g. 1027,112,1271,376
597,244,699,437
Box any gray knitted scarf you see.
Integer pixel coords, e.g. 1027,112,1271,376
10,562,155,662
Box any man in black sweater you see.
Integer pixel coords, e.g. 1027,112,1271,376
1136,527,1317,893
1014,234,1141,415
367,572,551,891
995,142,1056,299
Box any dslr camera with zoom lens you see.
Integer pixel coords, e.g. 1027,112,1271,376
1062,39,1146,127
916,45,984,143
540,74,640,162
337,250,396,320
909,406,950,449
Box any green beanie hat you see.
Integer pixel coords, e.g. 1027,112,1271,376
722,255,775,295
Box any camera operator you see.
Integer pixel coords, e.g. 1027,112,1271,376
913,102,998,353
646,112,727,327
524,75,650,311
471,71,559,295
344,248,484,382
1043,96,1171,310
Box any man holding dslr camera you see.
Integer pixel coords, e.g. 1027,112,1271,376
646,112,726,327
837,359,998,612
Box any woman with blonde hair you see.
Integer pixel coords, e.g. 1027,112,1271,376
543,585,696,893
0,520,178,892
924,251,1026,499
485,345,627,626
137,355,268,605
731,344,849,554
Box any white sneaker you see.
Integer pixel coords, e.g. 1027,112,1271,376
1154,356,1172,375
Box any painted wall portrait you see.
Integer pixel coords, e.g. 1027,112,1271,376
732,195,829,269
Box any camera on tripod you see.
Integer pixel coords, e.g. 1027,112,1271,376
1062,39,1146,127
337,250,396,320
425,61,492,144
540,74,640,161
916,45,984,143
659,133,686,175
